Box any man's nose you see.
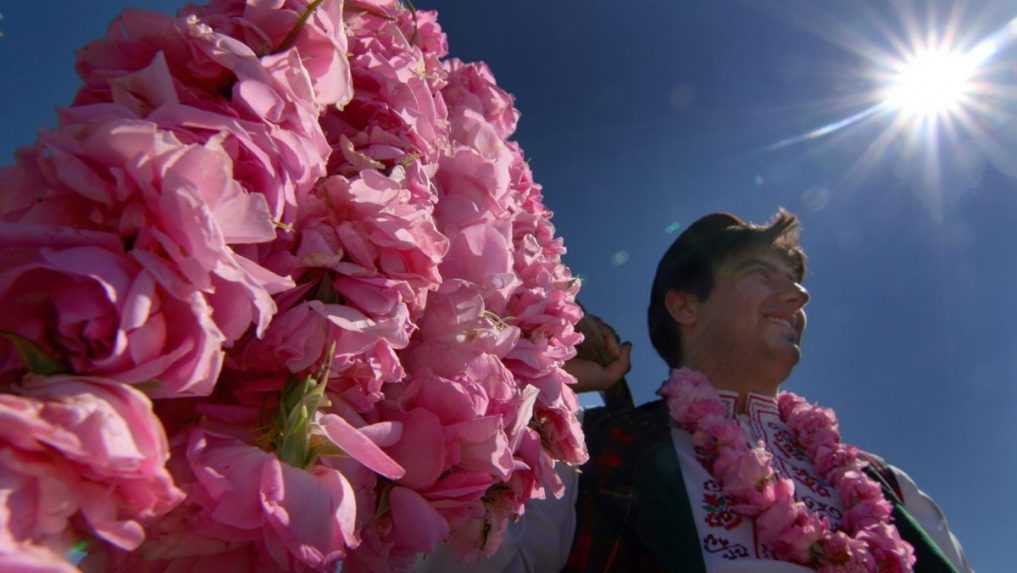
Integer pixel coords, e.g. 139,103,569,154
780,279,810,308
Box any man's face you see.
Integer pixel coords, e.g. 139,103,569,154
688,247,810,381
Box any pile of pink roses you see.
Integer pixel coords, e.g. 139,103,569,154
0,1,586,571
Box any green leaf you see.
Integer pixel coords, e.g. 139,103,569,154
375,479,395,519
309,434,344,460
278,423,309,466
271,342,336,469
400,0,419,45
65,539,90,566
313,277,340,304
0,332,68,376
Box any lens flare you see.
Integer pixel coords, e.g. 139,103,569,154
883,49,977,117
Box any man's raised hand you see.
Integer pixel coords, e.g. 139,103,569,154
565,314,632,394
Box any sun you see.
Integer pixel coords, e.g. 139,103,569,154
761,6,1017,222
882,49,978,118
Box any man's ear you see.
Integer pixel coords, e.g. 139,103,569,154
665,289,698,327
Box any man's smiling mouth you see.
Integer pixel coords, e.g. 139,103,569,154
764,315,800,342
766,316,794,329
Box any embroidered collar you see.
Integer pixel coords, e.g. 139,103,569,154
716,390,779,418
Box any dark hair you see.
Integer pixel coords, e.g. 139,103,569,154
647,209,806,368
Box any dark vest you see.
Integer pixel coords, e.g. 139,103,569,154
563,400,960,573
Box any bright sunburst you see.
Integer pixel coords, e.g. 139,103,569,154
883,49,977,118
764,5,1017,212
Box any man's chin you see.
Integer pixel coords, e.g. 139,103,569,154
767,336,802,358
769,343,802,376
786,342,802,363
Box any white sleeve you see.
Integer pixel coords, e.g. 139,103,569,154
890,466,975,573
411,461,580,573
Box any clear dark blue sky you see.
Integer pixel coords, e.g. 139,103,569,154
3,2,1015,570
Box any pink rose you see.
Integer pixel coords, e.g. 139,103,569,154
786,403,840,453
0,224,225,398
443,60,520,140
325,4,449,169
837,470,885,507
516,368,587,465
715,446,778,514
0,375,183,552
814,443,861,476
464,353,522,413
660,368,725,426
444,415,514,481
242,296,411,370
778,391,807,419
147,102,328,225
74,9,225,107
856,523,916,573
295,171,448,301
817,530,874,572
515,426,565,498
696,417,744,451
772,508,825,564
233,293,411,411
2,116,294,345
384,408,447,490
400,373,490,426
434,148,514,231
423,471,495,503
0,539,80,573
411,9,449,83
506,287,583,342
71,0,341,224
444,502,509,561
843,498,893,532
182,0,354,107
403,280,520,378
318,412,405,480
756,482,801,543
439,220,520,314
181,429,359,570
387,487,449,553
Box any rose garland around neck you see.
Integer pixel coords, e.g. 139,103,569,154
659,368,915,573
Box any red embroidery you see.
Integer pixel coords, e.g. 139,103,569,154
772,454,793,480
702,480,744,530
791,466,832,497
768,422,809,462
801,494,843,524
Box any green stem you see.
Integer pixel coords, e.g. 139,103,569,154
273,0,326,55
401,0,418,45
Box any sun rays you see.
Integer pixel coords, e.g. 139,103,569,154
763,3,1017,217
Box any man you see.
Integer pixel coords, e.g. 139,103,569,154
563,210,972,572
416,210,972,572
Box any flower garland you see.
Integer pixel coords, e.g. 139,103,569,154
659,368,916,572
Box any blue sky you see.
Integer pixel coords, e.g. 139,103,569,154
3,1,1015,570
